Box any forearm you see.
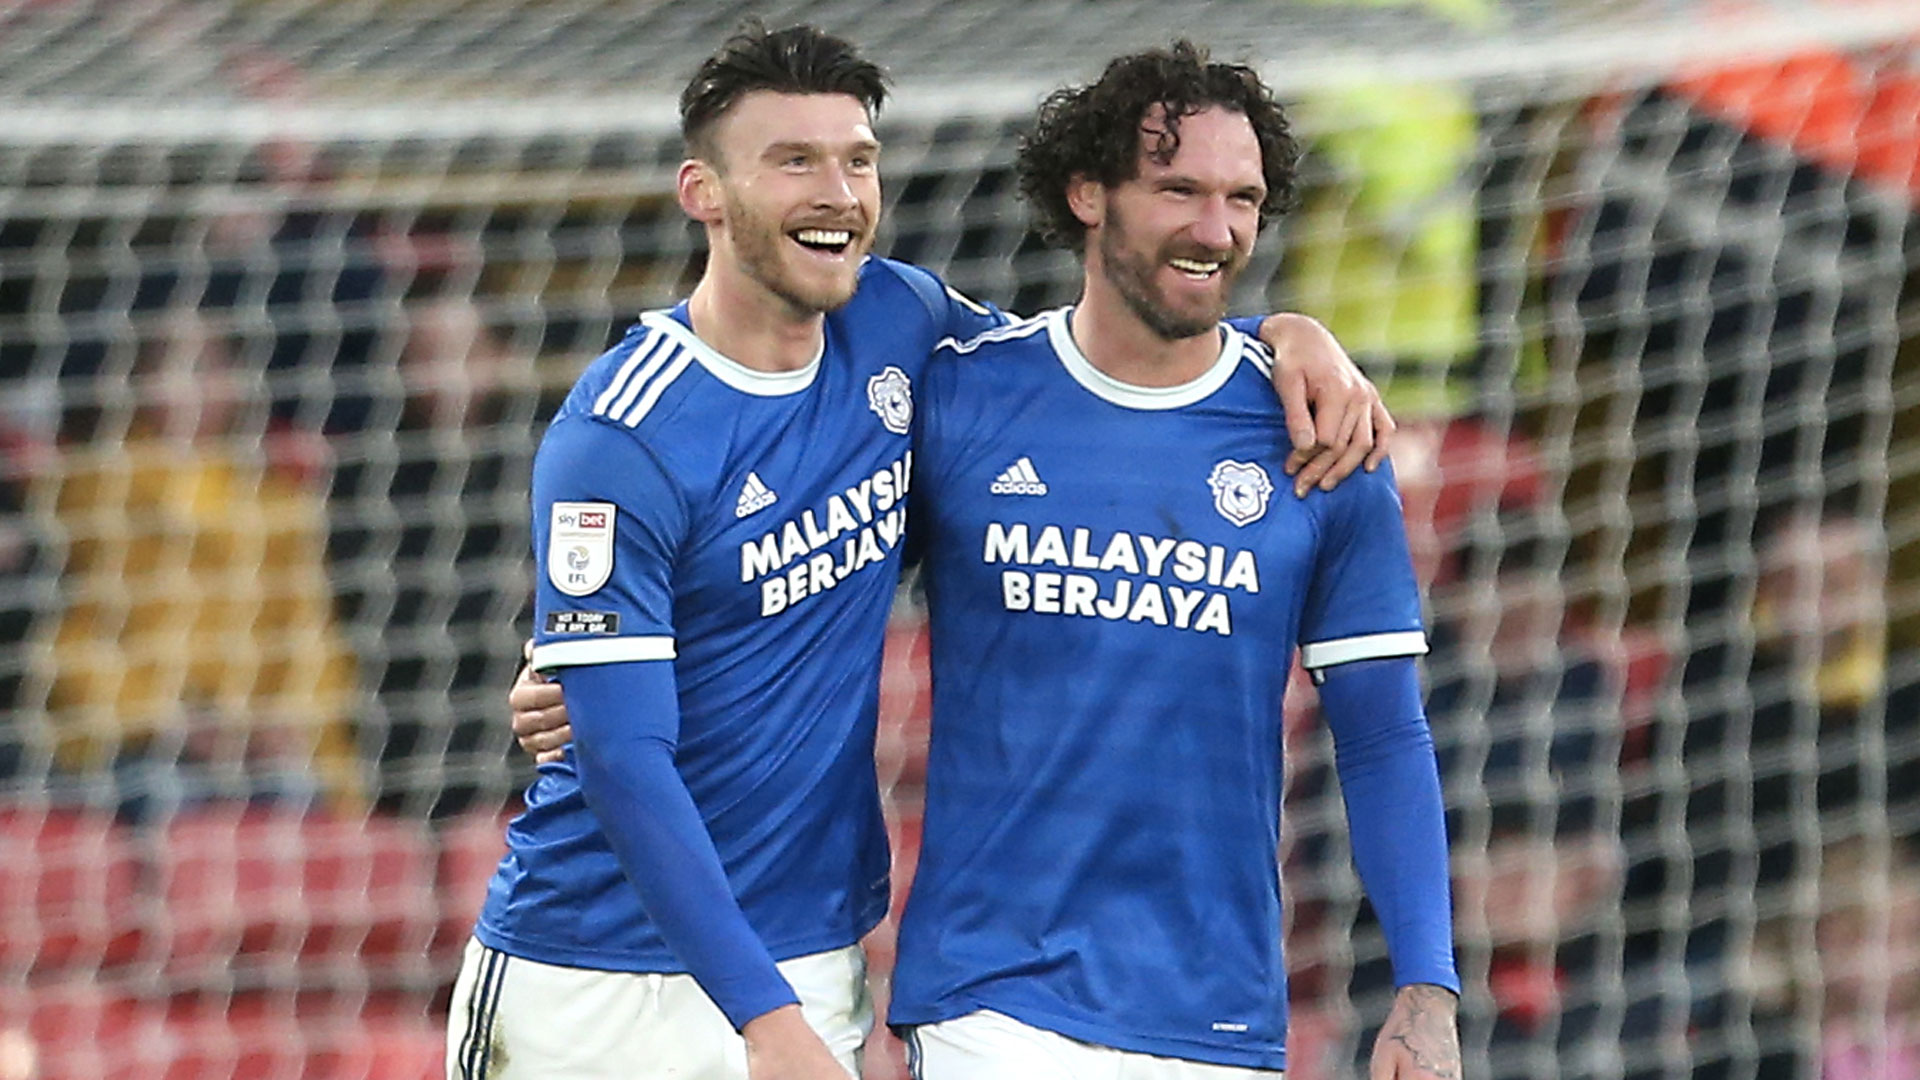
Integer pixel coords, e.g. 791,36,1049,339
1318,657,1459,992
561,660,797,1029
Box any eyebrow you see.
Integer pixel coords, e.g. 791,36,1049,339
764,138,883,157
1154,174,1264,197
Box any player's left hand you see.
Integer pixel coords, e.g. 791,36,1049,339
509,652,572,764
1256,313,1394,497
1370,983,1461,1080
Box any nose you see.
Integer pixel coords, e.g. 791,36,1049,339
1190,196,1236,253
813,160,860,213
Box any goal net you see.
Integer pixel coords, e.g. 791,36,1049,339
0,2,1916,1078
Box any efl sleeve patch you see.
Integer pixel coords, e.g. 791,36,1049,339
548,501,616,596
545,611,621,636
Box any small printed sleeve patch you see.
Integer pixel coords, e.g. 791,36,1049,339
544,610,622,635
548,501,616,596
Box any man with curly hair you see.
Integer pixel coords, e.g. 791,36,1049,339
882,43,1461,1078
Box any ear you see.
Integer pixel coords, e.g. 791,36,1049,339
1065,174,1105,231
678,158,724,225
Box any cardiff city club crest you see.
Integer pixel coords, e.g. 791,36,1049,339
867,366,913,434
1207,460,1275,527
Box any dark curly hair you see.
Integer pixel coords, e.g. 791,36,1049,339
680,22,889,167
1017,41,1299,251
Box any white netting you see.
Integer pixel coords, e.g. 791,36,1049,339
0,2,1916,1078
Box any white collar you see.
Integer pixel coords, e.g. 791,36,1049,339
1045,307,1245,410
641,310,823,397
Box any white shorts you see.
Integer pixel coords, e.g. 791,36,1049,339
906,1010,1285,1080
445,938,870,1079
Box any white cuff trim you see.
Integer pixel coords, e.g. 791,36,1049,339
531,636,676,671
1300,630,1428,670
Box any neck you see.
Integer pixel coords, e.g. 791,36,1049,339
686,251,825,374
1069,268,1219,388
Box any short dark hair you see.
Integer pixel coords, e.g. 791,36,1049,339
1016,41,1299,251
680,22,889,165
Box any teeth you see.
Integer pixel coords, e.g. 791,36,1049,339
794,229,853,246
1169,257,1221,275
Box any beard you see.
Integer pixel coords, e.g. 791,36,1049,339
1097,201,1246,341
722,187,867,315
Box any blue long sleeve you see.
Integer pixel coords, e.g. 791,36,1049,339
1317,656,1460,993
560,659,799,1029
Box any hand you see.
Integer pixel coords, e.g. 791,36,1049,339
1257,313,1396,496
743,1004,849,1080
509,655,571,764
1370,983,1461,1080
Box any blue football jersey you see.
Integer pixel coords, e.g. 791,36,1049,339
890,309,1431,1069
477,258,1001,974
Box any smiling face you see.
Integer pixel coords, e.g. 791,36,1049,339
685,90,881,317
1077,105,1264,341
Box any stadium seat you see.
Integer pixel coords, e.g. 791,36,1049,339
432,808,511,963
0,806,142,976
158,991,442,1080
0,981,169,1080
154,805,440,985
302,813,441,973
156,998,300,1080
342,995,445,1080
875,621,932,792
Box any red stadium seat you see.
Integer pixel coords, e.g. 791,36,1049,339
154,805,440,984
158,991,442,1080
0,982,169,1080
875,621,932,793
432,808,511,964
0,806,142,975
303,813,441,973
348,992,445,1080
158,999,302,1080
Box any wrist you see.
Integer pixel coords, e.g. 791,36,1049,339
1396,982,1460,1011
741,1003,807,1044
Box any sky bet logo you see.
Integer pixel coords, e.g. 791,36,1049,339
549,501,615,597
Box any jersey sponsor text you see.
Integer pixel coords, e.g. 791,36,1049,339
739,452,913,616
983,521,1259,636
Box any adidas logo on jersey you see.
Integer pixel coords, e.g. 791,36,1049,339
990,457,1048,496
736,472,778,518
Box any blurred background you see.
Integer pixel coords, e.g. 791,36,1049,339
0,0,1916,1077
